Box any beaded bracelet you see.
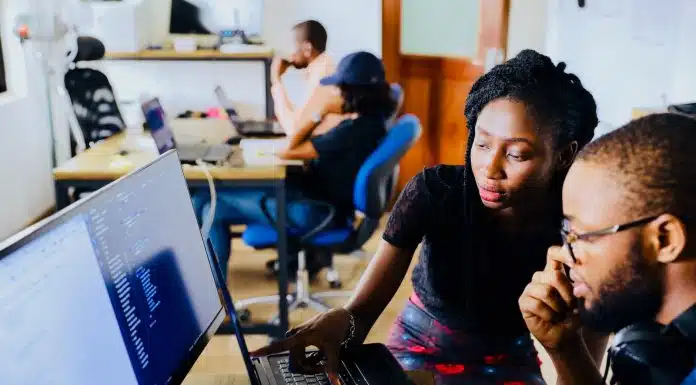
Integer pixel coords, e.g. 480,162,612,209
340,310,357,348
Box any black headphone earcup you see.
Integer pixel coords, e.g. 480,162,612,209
610,322,695,385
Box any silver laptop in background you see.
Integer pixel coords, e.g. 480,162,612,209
214,85,285,137
141,97,234,163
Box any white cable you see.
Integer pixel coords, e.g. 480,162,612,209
196,159,217,241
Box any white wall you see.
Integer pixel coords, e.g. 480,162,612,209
101,0,382,123
545,0,696,134
506,0,548,58
0,0,55,240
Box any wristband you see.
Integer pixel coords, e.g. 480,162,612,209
340,310,357,348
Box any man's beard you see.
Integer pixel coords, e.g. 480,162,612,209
578,243,663,333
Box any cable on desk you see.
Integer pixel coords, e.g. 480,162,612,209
196,159,217,241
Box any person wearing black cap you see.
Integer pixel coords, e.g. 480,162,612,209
194,51,395,282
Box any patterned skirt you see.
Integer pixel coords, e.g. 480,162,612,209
386,295,546,385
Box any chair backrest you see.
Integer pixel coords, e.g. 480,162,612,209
354,114,421,218
347,114,420,249
63,36,124,155
386,83,405,128
64,68,125,149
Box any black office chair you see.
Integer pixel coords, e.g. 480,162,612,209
63,36,125,156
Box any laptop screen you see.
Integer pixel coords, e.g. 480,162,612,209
0,152,224,385
141,97,177,154
214,85,237,118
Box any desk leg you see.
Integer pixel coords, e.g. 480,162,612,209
55,181,71,211
275,180,289,337
264,58,274,120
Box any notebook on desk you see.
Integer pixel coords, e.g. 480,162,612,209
238,138,298,166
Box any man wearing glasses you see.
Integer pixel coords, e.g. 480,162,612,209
519,113,696,385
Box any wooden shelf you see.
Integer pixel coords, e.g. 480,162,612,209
105,49,274,61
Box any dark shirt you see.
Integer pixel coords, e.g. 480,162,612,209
383,165,559,336
289,115,386,219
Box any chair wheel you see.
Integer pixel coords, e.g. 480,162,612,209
265,259,278,275
239,308,252,323
329,280,342,289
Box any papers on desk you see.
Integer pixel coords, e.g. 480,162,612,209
239,138,288,153
239,138,286,165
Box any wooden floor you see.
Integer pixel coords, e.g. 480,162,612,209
186,225,565,383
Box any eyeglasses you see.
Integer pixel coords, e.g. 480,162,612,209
560,216,659,263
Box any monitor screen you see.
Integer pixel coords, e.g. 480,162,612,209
0,152,224,385
169,0,263,37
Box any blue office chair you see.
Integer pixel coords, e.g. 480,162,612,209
235,114,422,323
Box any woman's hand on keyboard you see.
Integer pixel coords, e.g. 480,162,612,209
249,308,353,385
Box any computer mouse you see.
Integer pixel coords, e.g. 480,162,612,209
226,136,242,146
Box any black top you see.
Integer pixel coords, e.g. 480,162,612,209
289,115,386,219
383,165,560,336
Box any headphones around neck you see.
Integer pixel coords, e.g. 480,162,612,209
607,306,696,385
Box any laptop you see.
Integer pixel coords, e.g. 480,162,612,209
0,151,411,385
207,222,413,385
214,85,285,138
141,97,234,163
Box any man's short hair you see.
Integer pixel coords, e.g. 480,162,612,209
577,113,696,218
293,20,328,53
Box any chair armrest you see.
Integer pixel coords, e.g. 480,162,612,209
259,194,337,244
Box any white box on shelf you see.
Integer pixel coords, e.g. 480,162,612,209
81,0,151,53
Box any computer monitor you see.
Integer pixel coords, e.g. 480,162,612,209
169,0,263,37
0,151,224,385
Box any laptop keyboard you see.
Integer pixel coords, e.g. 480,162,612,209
275,357,341,385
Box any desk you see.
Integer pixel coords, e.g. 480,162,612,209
182,371,435,385
105,49,275,119
53,119,294,338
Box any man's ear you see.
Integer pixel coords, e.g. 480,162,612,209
301,41,313,57
649,214,687,264
557,141,579,170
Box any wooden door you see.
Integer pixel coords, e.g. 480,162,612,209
383,0,510,190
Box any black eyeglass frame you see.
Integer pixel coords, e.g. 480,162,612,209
560,215,660,263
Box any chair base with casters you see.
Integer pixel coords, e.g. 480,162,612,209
235,114,422,327
235,221,361,324
265,249,343,288
235,249,354,325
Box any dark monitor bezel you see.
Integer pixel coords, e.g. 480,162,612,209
0,150,226,385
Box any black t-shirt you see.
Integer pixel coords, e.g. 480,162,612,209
289,115,386,219
383,165,559,336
